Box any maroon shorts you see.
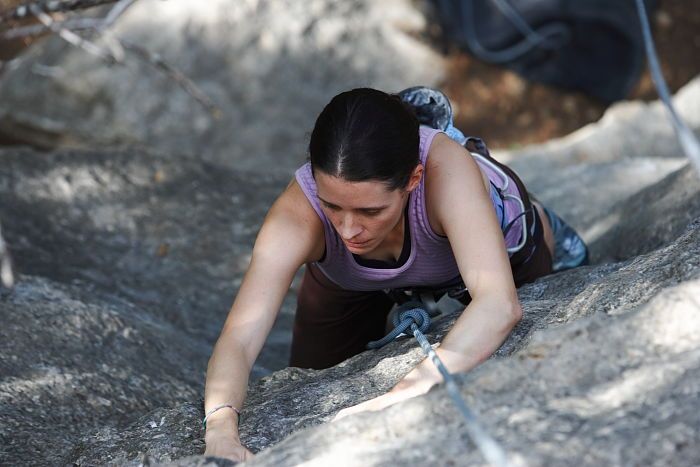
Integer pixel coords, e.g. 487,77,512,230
289,150,552,369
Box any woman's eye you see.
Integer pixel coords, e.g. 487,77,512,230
363,210,381,216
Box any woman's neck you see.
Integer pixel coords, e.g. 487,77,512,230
359,200,409,263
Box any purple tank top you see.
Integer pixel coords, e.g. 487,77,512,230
294,126,524,291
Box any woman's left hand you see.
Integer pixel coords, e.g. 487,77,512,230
332,355,444,421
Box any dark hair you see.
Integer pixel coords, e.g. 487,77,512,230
309,88,420,190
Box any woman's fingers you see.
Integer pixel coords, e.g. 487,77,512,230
204,437,254,462
332,383,432,422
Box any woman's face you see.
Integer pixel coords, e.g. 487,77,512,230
314,168,422,255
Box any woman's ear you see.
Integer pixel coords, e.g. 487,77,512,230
406,164,424,193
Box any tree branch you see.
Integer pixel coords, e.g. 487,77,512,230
1,0,119,23
29,3,118,63
1,16,102,39
4,1,222,116
1,0,135,38
98,0,134,30
120,39,222,118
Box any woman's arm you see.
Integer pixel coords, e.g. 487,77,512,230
334,133,521,419
421,132,522,374
204,179,324,460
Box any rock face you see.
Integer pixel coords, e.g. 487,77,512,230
0,275,208,465
497,75,700,170
248,257,700,467
1,3,700,464
0,147,294,372
54,166,700,467
2,107,700,466
0,0,443,173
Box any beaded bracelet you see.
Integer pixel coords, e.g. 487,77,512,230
202,403,240,430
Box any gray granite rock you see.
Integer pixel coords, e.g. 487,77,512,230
0,144,299,465
519,157,687,241
497,75,700,172
0,146,293,375
50,153,700,465
3,101,700,465
0,275,207,466
246,247,700,466
62,215,700,466
589,163,700,263
1,11,699,462
1,159,698,466
0,0,443,173
491,75,700,260
66,403,207,466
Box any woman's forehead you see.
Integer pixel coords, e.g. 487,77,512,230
315,172,397,207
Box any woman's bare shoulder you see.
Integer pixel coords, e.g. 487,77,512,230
425,132,471,170
423,132,492,235
425,132,490,190
259,177,326,263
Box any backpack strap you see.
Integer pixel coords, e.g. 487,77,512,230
463,136,491,158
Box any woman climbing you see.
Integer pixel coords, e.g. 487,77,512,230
202,87,588,461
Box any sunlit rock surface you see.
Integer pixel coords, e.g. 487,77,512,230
58,170,700,466
249,272,700,467
497,75,700,169
2,149,699,465
0,0,443,173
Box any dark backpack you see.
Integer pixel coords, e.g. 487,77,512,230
432,0,657,102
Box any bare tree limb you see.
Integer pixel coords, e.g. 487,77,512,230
1,16,101,39
1,0,119,23
120,39,222,118
91,0,136,60
1,0,134,38
30,3,119,63
3,0,222,116
98,0,134,31
3,0,131,64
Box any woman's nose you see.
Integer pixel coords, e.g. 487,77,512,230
339,213,362,240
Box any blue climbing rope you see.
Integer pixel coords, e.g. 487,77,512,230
367,303,512,467
366,301,430,349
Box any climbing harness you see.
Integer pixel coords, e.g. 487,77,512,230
385,282,472,317
367,301,431,349
367,302,512,467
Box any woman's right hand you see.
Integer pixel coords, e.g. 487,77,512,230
204,431,254,462
203,410,253,462
202,178,322,464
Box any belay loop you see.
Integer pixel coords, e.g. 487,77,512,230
366,301,431,350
